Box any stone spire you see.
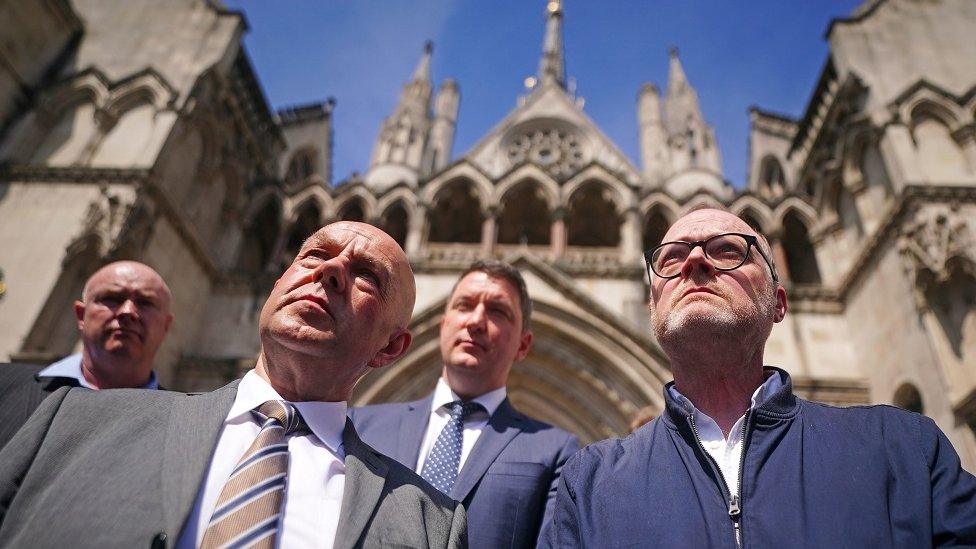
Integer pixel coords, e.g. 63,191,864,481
664,47,703,135
662,47,722,175
638,83,670,184
365,42,436,190
413,40,433,82
537,0,565,88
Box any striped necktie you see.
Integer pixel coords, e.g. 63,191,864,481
200,400,308,549
420,400,485,495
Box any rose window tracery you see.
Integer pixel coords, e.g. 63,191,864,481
506,127,585,178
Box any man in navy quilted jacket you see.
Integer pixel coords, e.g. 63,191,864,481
543,208,976,548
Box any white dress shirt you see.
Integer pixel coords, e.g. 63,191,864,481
415,377,507,474
176,371,347,549
667,371,783,497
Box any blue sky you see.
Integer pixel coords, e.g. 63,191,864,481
225,1,863,188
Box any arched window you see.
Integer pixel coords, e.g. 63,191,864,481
758,156,785,197
566,183,621,247
380,202,409,249
739,211,764,235
236,199,282,272
428,181,484,243
781,212,821,285
286,148,317,185
337,198,366,222
498,182,551,245
642,208,671,251
284,202,322,261
893,383,924,414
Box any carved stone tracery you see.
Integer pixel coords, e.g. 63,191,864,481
899,205,976,307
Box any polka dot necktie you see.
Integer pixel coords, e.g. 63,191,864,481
420,400,485,495
200,400,308,549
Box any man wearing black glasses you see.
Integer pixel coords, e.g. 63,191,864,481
543,208,976,548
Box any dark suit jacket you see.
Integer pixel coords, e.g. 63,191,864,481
0,382,466,549
349,395,579,549
0,362,81,450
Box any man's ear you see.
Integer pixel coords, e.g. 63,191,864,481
368,328,413,370
773,286,788,323
74,301,86,330
515,330,533,362
164,312,174,333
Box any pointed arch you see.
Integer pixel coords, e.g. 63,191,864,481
285,185,332,224
562,166,630,214
497,179,553,245
333,185,378,222
757,155,787,198
282,199,322,261
730,197,774,235
494,164,560,211
565,180,623,247
780,210,822,285
378,200,410,249
427,178,485,243
285,146,318,185
236,194,284,272
422,162,494,211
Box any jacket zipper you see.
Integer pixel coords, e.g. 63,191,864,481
689,412,752,549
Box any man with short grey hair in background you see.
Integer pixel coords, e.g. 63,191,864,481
0,260,173,448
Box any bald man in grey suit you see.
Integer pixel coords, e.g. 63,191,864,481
0,223,465,548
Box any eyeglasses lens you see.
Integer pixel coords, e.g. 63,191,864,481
651,234,750,277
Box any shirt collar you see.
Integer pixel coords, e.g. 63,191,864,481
229,370,346,455
432,376,507,418
668,368,784,423
38,353,159,390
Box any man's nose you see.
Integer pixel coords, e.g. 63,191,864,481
465,303,488,332
315,255,349,293
679,245,715,279
117,298,139,317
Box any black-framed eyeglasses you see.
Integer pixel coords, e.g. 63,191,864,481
644,232,779,282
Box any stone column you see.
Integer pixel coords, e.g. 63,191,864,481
480,207,498,258
550,206,567,259
620,206,643,264
768,230,791,284
405,202,427,257
953,126,976,176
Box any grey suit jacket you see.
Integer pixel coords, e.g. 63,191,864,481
349,396,579,549
0,362,80,450
0,382,466,549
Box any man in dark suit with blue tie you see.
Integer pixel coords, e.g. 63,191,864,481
349,260,580,549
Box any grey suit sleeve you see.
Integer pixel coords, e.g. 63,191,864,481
447,500,468,549
0,386,72,522
537,433,581,546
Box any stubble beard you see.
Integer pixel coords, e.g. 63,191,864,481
653,286,777,356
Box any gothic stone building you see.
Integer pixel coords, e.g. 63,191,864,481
1,0,975,469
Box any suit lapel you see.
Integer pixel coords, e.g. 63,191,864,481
451,398,523,502
396,397,432,468
160,381,239,537
335,419,390,549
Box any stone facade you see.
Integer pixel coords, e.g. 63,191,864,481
1,0,975,468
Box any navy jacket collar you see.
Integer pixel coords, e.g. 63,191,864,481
661,366,799,430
